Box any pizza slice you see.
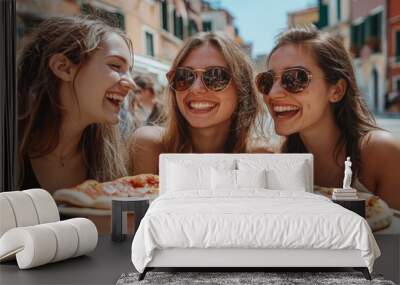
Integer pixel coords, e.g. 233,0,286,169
314,186,393,231
53,174,159,210
363,193,393,231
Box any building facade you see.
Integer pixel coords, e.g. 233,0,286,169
387,0,400,112
201,1,235,38
318,0,351,49
350,0,386,113
287,6,319,28
16,0,250,87
253,53,268,73
16,0,205,87
200,0,252,57
316,0,388,113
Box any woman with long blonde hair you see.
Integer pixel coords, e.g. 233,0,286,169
130,32,269,175
18,16,135,192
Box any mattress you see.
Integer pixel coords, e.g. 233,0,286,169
131,189,380,273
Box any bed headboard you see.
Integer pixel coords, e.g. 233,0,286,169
159,153,314,195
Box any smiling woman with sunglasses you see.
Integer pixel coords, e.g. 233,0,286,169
256,26,400,210
129,32,269,175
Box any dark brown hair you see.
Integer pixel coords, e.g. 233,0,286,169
18,15,132,185
269,26,378,177
162,32,266,153
134,74,155,94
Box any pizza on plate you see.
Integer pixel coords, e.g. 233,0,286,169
53,174,159,210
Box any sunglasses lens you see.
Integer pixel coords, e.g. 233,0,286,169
171,68,195,91
256,72,274,95
281,69,309,93
203,67,231,91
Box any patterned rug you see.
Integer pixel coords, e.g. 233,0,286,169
117,271,396,285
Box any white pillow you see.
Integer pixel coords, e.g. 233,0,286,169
211,168,236,190
167,162,212,191
211,169,267,190
238,159,309,192
266,163,307,191
236,169,267,188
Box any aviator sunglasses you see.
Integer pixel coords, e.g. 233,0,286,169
255,67,313,95
167,66,232,92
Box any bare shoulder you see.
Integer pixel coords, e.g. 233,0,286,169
247,139,277,153
248,146,276,153
130,126,164,148
129,126,165,175
360,130,400,209
361,130,400,161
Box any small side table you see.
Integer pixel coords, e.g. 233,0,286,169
112,197,150,242
332,199,365,218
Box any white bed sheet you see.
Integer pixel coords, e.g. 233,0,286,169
131,189,380,273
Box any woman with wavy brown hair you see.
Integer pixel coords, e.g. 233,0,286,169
130,32,269,175
18,16,135,193
255,26,400,209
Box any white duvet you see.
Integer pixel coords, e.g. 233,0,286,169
131,189,380,273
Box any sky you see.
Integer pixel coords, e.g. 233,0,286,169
214,0,318,57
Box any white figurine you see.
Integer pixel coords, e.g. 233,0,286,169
342,157,352,189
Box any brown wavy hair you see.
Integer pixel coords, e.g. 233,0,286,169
269,26,378,177
18,16,132,185
162,32,266,153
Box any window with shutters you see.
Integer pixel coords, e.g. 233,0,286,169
145,31,154,57
203,21,212,32
161,0,169,31
367,12,382,53
173,9,184,40
317,0,329,28
396,78,400,91
188,19,198,36
395,30,400,63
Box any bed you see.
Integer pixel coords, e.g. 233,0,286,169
131,154,380,280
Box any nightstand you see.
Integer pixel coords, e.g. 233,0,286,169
111,197,150,242
332,199,365,218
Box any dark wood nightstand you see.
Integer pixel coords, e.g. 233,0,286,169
111,197,150,242
332,199,366,218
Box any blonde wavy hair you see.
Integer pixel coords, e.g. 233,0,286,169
162,32,266,153
18,16,130,185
